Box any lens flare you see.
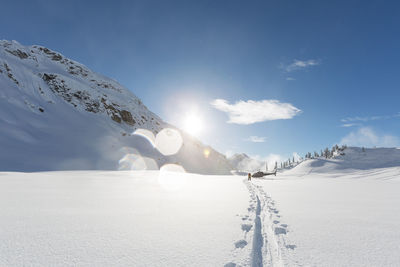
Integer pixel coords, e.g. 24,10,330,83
118,154,146,170
155,128,183,156
132,129,156,147
160,164,186,173
118,153,158,171
158,164,186,191
203,149,210,158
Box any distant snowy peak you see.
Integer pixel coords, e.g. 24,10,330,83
228,153,266,173
228,153,250,166
0,40,163,132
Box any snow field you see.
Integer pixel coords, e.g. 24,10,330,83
0,171,249,266
1,150,400,266
254,167,400,266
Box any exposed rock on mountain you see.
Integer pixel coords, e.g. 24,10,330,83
0,40,232,174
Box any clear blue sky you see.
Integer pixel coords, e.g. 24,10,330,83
2,0,400,160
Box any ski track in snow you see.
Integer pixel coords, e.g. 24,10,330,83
227,179,298,266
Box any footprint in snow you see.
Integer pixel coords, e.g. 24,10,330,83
235,239,248,248
273,220,280,224
281,224,288,228
241,224,252,232
274,227,287,235
286,245,297,250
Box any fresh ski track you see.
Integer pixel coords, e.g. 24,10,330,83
227,179,297,267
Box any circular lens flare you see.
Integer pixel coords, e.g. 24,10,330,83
118,151,158,171
155,128,183,156
132,129,156,147
158,164,186,191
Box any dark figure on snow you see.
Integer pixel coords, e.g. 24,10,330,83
248,173,251,181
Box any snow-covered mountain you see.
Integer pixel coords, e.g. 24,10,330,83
228,153,265,172
228,153,250,168
0,40,232,174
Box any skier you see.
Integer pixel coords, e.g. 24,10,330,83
248,173,251,181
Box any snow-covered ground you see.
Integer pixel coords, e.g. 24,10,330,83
1,169,399,265
1,148,400,266
254,168,400,266
0,171,251,266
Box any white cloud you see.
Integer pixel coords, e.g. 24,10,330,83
286,77,296,81
341,117,361,123
210,99,301,125
245,136,266,143
340,127,399,148
341,113,400,123
285,59,320,72
341,123,361,127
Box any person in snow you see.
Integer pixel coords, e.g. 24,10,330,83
248,173,251,181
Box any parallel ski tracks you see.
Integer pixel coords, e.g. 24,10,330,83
226,179,297,267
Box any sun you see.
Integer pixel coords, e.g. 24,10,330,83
183,113,203,136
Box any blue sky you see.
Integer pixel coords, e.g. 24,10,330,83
2,0,400,160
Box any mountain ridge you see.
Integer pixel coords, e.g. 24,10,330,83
0,40,232,174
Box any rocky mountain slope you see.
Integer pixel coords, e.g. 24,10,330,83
0,40,232,174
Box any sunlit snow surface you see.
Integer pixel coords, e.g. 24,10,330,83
0,171,250,267
254,171,400,266
1,163,400,266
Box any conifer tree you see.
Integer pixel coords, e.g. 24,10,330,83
324,147,330,158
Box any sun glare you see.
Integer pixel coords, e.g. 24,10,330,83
183,113,203,136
